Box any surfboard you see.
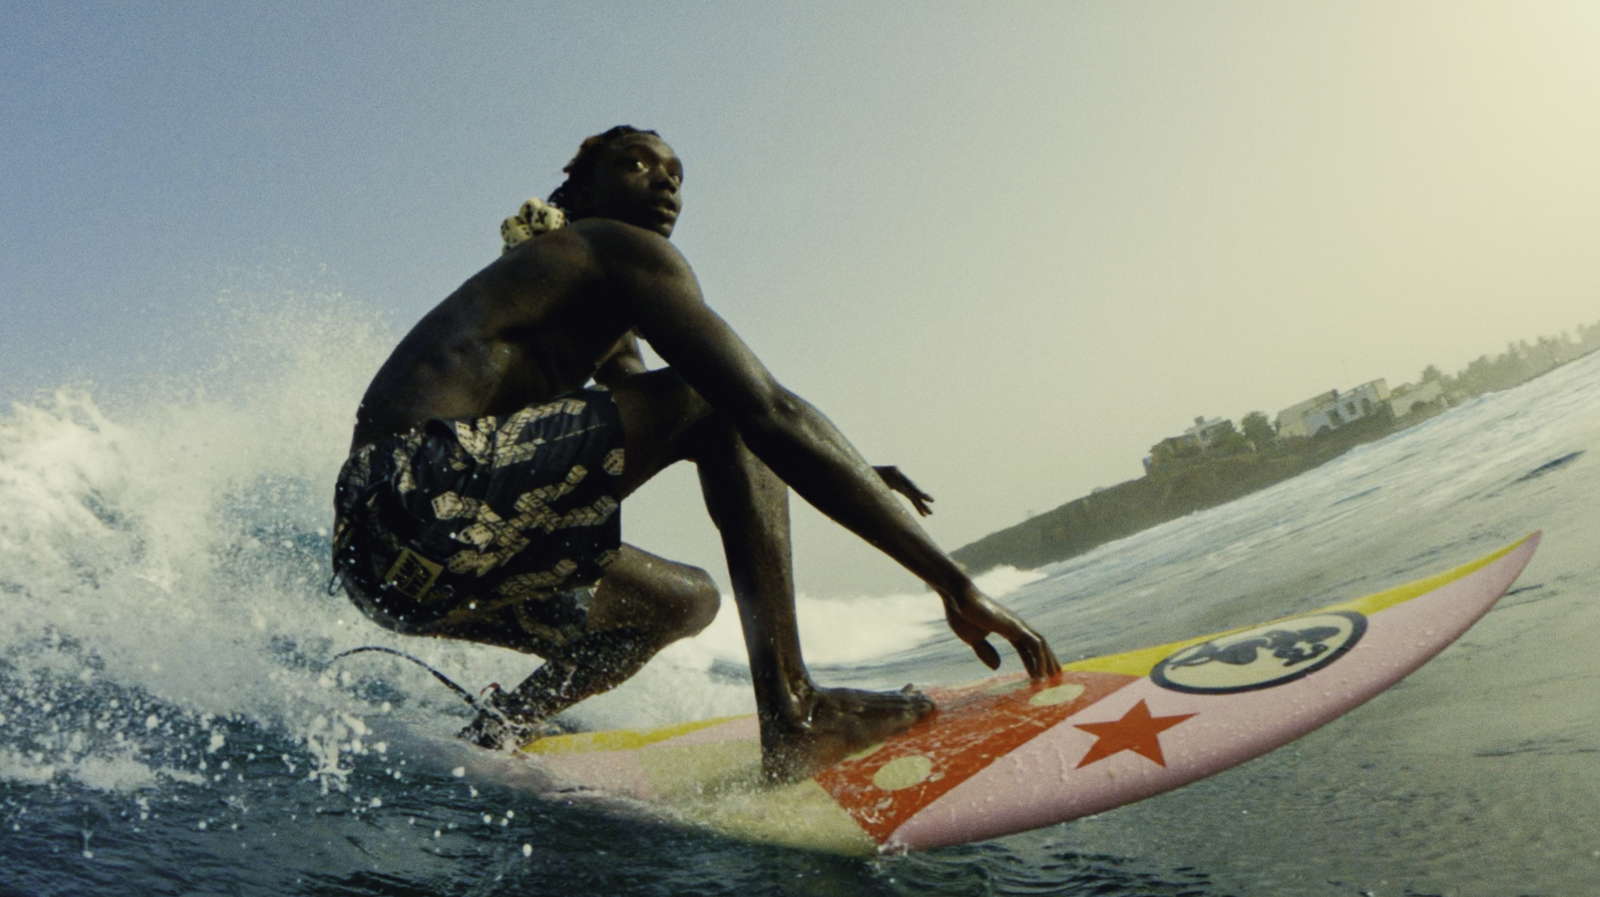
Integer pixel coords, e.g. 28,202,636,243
516,532,1540,855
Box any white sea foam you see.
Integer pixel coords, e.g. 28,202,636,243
0,285,431,789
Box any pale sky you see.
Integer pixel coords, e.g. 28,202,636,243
4,2,1598,596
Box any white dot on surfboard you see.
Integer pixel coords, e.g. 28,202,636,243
1028,683,1086,707
872,755,935,791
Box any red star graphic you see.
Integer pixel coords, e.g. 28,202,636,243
1073,699,1196,768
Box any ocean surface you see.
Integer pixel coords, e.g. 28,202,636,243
3,297,1597,897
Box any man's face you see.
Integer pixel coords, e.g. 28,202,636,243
588,134,683,237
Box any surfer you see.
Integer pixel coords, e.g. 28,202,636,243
331,126,1059,780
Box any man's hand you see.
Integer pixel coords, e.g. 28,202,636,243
937,584,1061,680
875,466,934,516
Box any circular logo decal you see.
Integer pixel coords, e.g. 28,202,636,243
1151,611,1367,694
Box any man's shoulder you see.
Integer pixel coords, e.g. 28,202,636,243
490,219,694,317
498,219,676,274
560,218,682,267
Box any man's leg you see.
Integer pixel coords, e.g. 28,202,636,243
475,369,931,769
476,545,720,739
447,373,725,747
477,370,728,735
609,369,933,781
690,418,933,780
470,370,724,742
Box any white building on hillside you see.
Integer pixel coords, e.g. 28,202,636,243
1144,416,1237,473
1275,390,1337,440
1184,416,1235,449
1276,380,1391,439
1388,380,1445,418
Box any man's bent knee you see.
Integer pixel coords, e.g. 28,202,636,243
675,568,721,640
639,563,719,643
588,548,721,643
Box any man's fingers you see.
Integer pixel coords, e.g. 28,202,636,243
947,611,998,669
876,466,935,516
944,590,1058,678
971,637,1001,670
982,609,1059,681
1013,634,1060,680
1005,623,1061,680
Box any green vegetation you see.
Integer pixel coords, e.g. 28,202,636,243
952,319,1600,577
1240,411,1274,451
1437,325,1600,396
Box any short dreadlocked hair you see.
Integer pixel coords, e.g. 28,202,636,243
546,125,661,219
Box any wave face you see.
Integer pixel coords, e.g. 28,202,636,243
3,288,1598,897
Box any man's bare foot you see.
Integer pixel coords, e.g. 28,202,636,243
759,684,935,783
456,686,573,751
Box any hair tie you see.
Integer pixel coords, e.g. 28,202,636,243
500,196,567,254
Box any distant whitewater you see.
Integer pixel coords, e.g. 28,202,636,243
3,286,1597,896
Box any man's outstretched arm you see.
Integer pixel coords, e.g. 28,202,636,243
594,224,1060,678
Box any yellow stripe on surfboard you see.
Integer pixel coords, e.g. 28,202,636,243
520,714,746,756
1063,533,1535,679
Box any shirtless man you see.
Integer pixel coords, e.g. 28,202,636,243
331,126,1059,780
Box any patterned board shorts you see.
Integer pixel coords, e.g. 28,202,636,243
331,389,626,654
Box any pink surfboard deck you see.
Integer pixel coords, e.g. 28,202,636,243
518,533,1540,855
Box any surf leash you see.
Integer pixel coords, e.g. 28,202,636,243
330,647,571,750
329,646,502,718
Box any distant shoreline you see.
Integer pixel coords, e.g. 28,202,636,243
952,331,1599,577
951,413,1398,576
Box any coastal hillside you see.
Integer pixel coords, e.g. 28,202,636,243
953,325,1600,575
951,415,1390,575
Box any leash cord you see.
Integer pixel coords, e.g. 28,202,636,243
329,646,501,718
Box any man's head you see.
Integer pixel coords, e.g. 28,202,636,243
548,126,683,237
